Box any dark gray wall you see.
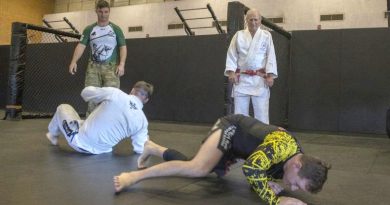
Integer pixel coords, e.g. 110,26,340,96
1,33,287,124
0,45,9,109
23,42,87,114
289,30,341,131
1,28,389,134
2,35,227,123
122,35,227,123
339,29,390,133
290,28,390,134
269,32,290,127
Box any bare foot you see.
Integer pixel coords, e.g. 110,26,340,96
137,141,155,169
138,140,168,169
113,172,137,192
138,140,167,169
46,132,58,145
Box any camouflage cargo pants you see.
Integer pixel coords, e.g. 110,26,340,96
85,61,120,116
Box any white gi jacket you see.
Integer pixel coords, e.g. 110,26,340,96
74,86,149,154
225,28,278,96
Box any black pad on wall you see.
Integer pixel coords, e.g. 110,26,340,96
121,35,227,123
0,45,10,109
289,28,390,134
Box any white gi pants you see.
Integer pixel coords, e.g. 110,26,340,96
48,104,89,153
234,89,270,124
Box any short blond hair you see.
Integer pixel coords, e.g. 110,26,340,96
133,81,154,99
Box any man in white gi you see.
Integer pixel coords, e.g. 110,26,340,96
45,81,153,154
225,9,278,124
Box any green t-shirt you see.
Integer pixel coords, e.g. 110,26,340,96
80,22,126,63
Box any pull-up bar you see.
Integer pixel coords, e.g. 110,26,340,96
63,17,79,34
207,4,224,34
174,7,194,36
179,7,208,11
191,26,215,29
45,20,64,23
42,17,79,34
174,3,225,36
185,17,213,21
42,19,66,42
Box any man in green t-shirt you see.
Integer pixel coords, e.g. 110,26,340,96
69,0,127,116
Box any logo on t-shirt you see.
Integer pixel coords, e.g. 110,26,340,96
92,43,113,62
89,25,117,62
260,41,267,51
129,101,138,110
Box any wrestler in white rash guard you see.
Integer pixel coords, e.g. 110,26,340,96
47,86,149,154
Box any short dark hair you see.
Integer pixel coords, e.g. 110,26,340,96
133,81,154,99
298,155,331,193
96,0,110,10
